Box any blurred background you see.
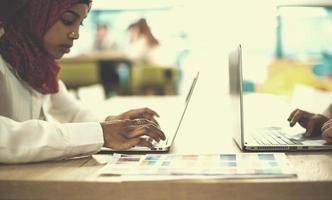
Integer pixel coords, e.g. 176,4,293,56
59,0,332,106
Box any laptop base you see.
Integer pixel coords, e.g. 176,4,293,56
97,146,171,154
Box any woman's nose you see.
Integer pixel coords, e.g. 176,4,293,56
68,31,79,40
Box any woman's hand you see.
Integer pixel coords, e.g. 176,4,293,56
100,118,166,150
287,108,328,137
321,119,332,143
105,107,160,126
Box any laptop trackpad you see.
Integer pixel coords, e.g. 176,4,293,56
289,133,330,146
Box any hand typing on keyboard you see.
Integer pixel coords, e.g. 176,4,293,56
140,135,164,147
101,107,166,150
321,119,332,143
288,108,328,138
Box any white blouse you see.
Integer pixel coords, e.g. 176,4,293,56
0,55,104,163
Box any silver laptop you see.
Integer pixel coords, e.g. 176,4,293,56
229,45,332,151
99,72,199,154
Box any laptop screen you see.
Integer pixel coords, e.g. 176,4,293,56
167,72,199,145
228,45,245,149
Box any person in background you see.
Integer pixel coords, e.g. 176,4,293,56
0,0,165,164
92,23,124,97
93,23,118,51
125,17,178,67
125,18,160,61
124,18,179,95
288,104,332,142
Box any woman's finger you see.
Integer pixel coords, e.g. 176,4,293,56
289,109,303,127
135,138,154,149
288,109,299,122
127,125,164,142
120,137,141,149
130,108,160,119
143,115,159,125
322,129,332,143
115,108,161,125
322,120,332,132
322,124,332,138
140,107,160,118
305,119,315,137
121,137,154,149
120,119,165,140
126,118,162,133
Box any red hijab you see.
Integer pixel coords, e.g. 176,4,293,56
0,0,91,94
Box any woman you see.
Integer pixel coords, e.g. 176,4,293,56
125,18,160,60
0,0,165,163
125,18,178,68
288,104,332,142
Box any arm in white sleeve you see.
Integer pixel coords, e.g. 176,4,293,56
323,103,332,118
48,81,105,123
0,116,104,164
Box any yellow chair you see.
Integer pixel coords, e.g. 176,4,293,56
256,59,332,95
58,59,100,90
130,61,181,95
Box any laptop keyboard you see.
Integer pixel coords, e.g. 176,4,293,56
251,129,298,145
152,139,167,147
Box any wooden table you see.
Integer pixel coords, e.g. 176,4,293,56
1,87,332,199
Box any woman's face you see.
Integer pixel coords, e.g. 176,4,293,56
128,27,140,43
43,4,89,59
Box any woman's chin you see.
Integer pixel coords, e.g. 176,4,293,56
51,53,65,60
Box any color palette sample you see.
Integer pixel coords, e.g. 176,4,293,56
100,153,296,179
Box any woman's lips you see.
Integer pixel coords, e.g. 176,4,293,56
60,44,72,53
